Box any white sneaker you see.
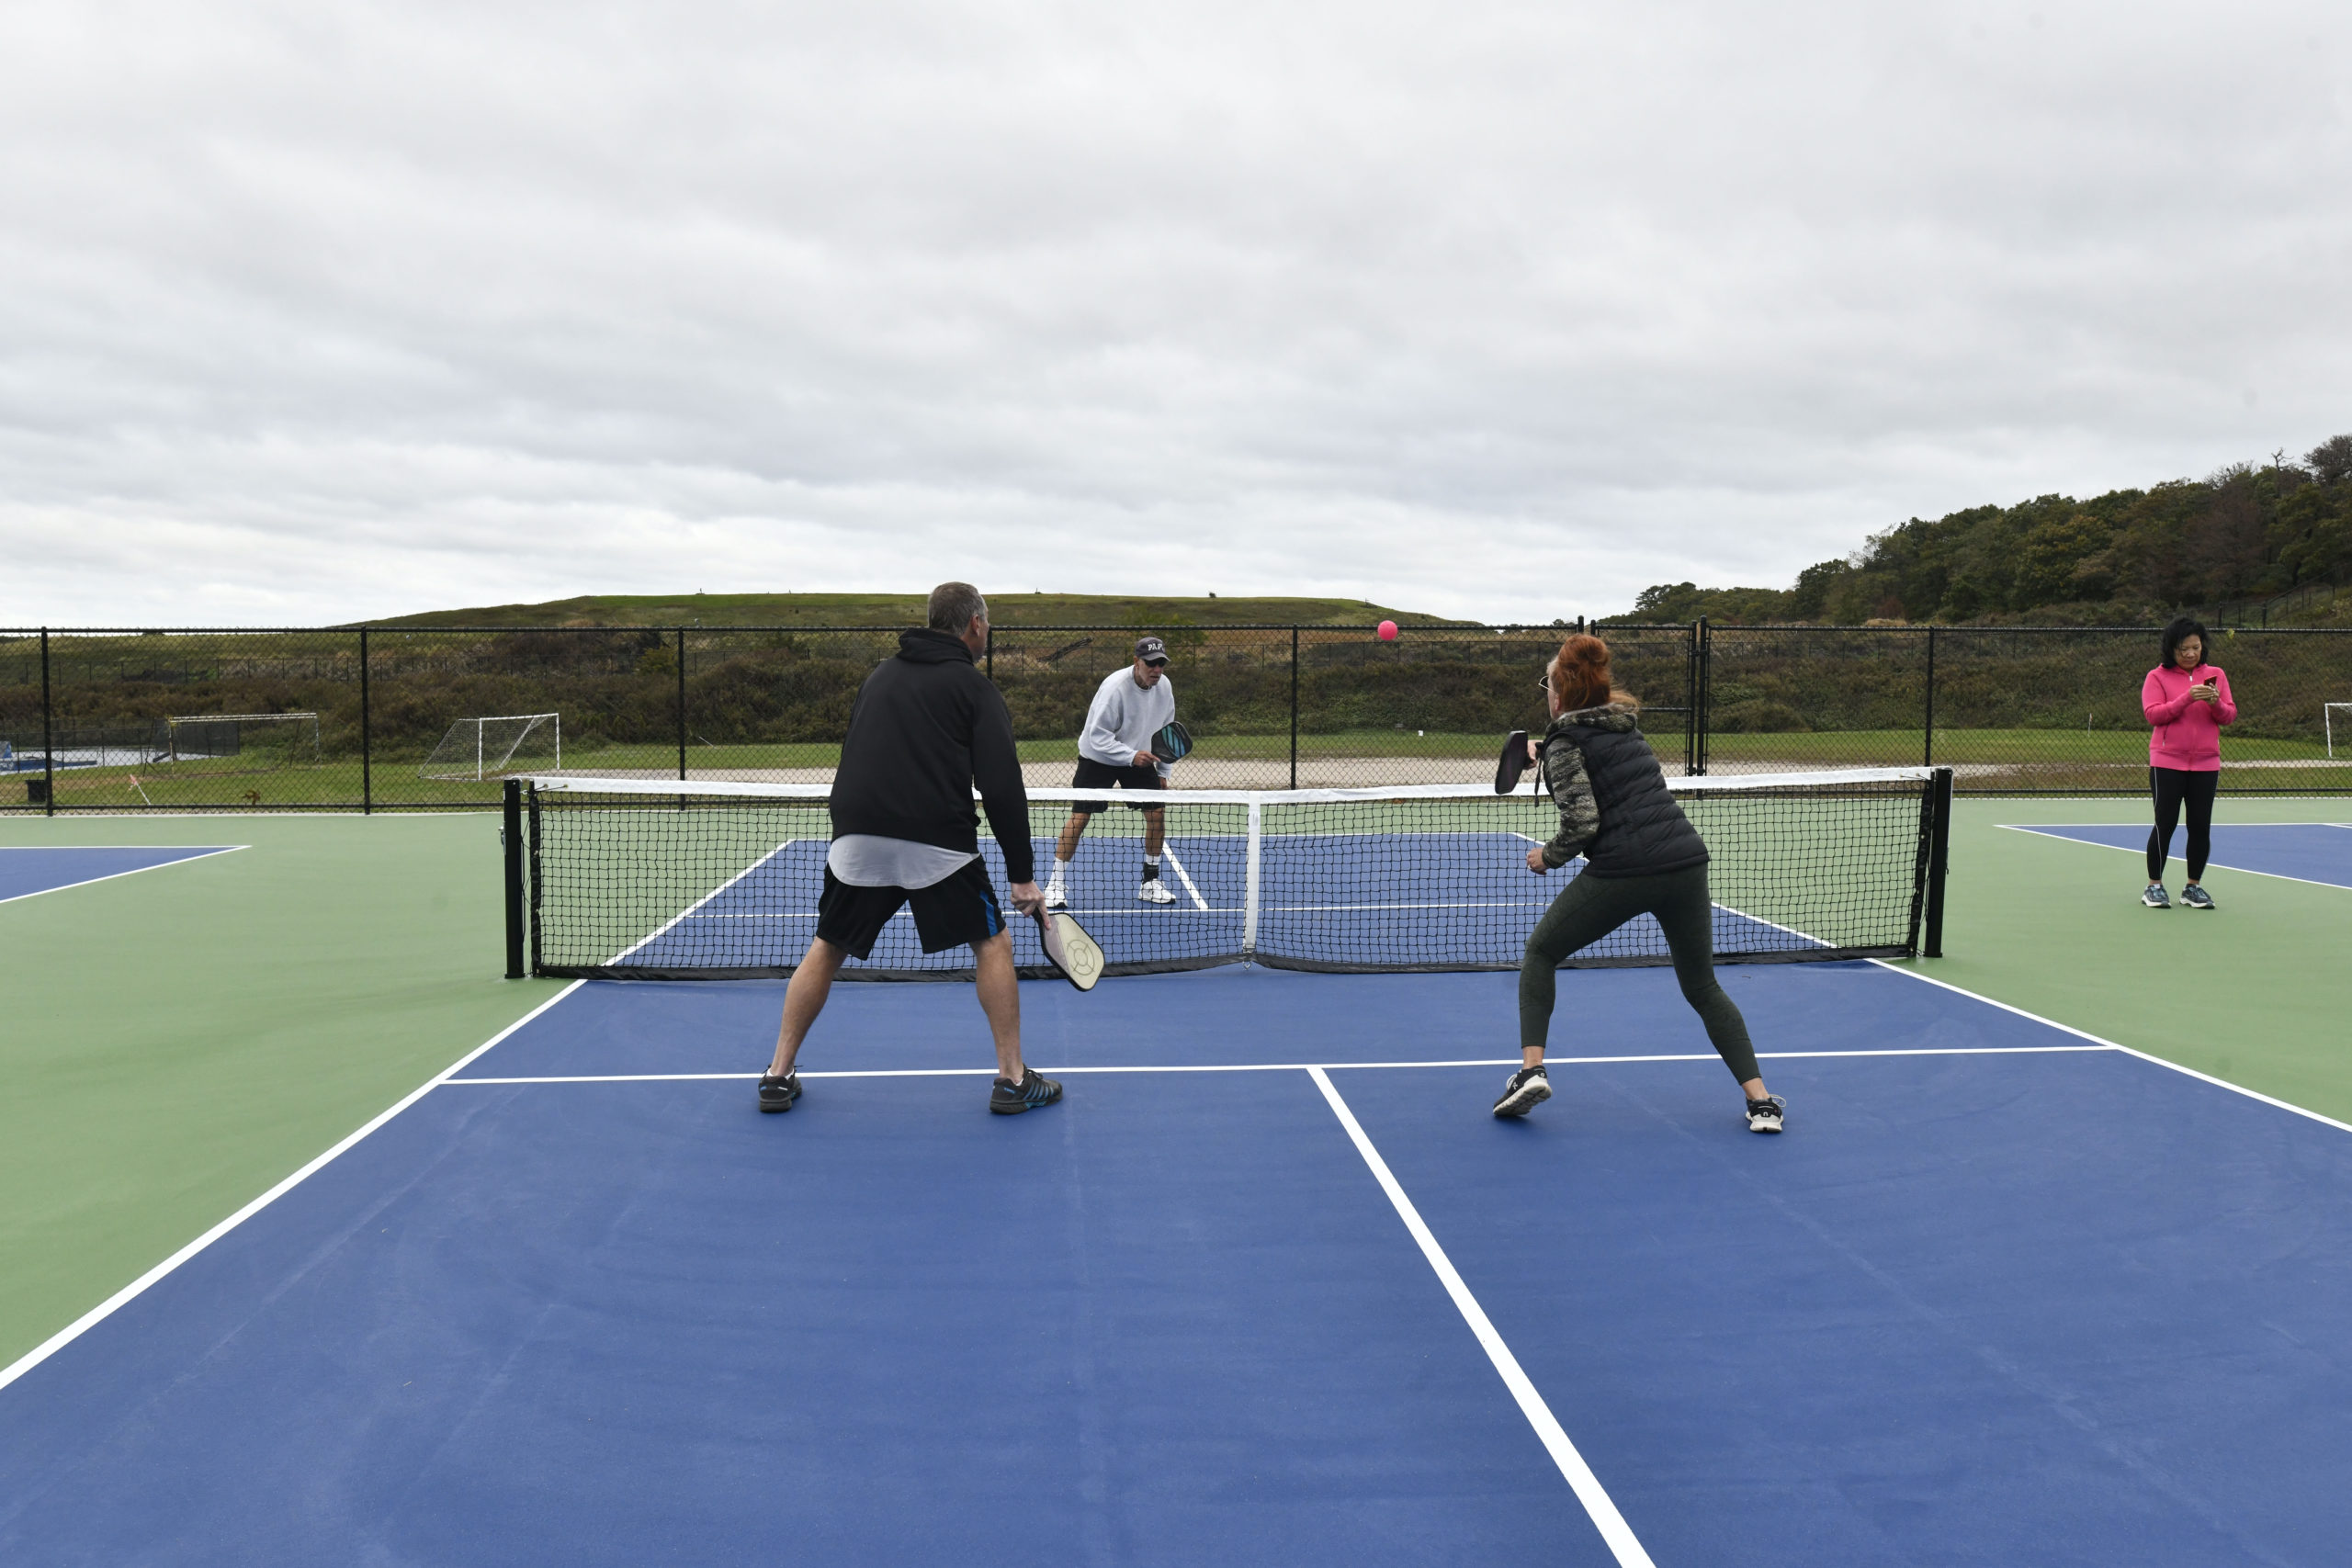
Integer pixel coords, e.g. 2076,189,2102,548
1044,879,1068,909
1136,878,1177,904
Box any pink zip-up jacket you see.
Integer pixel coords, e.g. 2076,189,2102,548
2142,662,2236,771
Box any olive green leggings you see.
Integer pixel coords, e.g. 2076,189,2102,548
1519,862,1761,1083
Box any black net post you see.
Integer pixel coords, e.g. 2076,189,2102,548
359,626,372,814
1923,625,1937,768
503,778,526,978
1288,626,1299,791
1923,766,1953,957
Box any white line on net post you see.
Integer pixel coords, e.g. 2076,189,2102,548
1241,797,1262,957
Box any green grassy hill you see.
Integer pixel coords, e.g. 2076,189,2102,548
368,592,1464,629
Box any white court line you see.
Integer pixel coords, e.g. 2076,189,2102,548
1307,1066,1656,1568
0,979,588,1398
1158,841,1211,911
1996,824,2352,891
1871,961,2352,1137
443,1043,2116,1087
608,841,797,963
0,844,248,906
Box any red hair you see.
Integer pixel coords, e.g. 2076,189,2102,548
1548,634,1635,713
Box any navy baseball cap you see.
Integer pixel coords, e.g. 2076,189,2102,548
1135,636,1169,664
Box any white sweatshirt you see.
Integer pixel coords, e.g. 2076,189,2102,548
1079,666,1177,775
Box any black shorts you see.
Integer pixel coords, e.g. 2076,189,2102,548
814,858,1005,960
1070,757,1166,815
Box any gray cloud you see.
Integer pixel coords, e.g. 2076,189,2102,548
4,0,2348,625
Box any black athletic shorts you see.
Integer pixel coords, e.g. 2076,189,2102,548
814,858,1005,960
1070,756,1166,815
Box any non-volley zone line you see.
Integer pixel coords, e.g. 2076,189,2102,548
445,1044,2117,1086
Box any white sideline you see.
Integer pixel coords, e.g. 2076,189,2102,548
1157,841,1211,911
1998,823,2352,891
442,1043,2116,1087
606,841,797,964
1307,1066,1657,1568
0,980,586,1398
0,844,247,905
1871,961,2352,1137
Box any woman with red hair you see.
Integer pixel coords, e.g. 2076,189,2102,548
1491,634,1785,1133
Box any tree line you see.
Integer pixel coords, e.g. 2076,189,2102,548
1616,434,2352,626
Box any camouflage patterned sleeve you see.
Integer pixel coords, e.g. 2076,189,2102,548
1539,740,1601,867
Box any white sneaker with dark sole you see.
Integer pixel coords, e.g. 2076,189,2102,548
1492,1066,1551,1117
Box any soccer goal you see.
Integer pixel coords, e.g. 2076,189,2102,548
167,713,321,768
422,713,562,781
2328,703,2352,759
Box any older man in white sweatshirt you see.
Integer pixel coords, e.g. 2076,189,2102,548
1045,635,1180,908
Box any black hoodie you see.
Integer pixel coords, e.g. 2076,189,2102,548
830,628,1035,884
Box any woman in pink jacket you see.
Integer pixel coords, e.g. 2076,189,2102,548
2140,616,2236,908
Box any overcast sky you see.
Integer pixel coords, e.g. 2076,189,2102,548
4,0,2348,626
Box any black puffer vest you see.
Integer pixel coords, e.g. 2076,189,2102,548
1544,707,1708,877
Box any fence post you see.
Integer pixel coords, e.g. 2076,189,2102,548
675,627,688,782
1923,767,1953,958
1923,625,1936,768
1690,619,1710,776
40,628,54,817
985,622,994,680
359,626,372,814
503,779,526,978
1289,626,1299,790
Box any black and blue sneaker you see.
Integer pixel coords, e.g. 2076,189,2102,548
757,1071,802,1113
1492,1065,1551,1117
989,1066,1063,1114
2142,883,2171,908
2180,884,2215,909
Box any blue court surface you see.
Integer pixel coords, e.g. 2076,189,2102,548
5,963,2349,1565
2005,821,2352,889
0,844,243,904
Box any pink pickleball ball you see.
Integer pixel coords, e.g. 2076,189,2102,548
1376,619,1398,641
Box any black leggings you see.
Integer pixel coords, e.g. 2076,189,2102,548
1519,862,1760,1084
2147,767,2218,883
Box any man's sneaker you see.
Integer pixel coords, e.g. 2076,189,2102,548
757,1071,801,1114
1137,877,1177,904
2180,884,2215,909
1492,1065,1551,1117
2142,883,2170,908
1747,1094,1786,1134
989,1066,1064,1114
1044,879,1068,909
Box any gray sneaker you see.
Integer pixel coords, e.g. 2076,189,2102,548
2142,883,2170,908
2180,884,2215,909
1746,1095,1786,1134
1491,1066,1552,1117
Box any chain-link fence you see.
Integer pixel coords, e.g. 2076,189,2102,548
4,621,2346,811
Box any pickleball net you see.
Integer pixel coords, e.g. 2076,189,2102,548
511,769,1951,980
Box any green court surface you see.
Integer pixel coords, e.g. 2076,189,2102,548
0,814,567,1372
1,795,2346,1377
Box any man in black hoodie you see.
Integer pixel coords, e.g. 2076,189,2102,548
757,583,1060,1116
